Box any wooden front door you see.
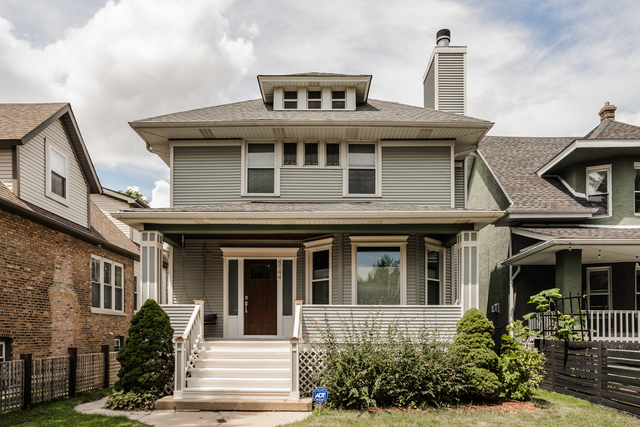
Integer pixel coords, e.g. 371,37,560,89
244,260,278,335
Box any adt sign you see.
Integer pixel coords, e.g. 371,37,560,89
312,387,328,404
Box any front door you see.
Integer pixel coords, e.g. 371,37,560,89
244,260,278,335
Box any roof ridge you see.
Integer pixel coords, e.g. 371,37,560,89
586,119,611,139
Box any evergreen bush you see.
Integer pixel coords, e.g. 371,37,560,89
112,299,174,397
452,308,502,395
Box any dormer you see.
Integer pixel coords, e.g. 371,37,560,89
257,73,372,111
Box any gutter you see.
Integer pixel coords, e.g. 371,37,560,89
129,120,494,130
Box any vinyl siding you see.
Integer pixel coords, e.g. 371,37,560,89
342,235,352,304
445,247,453,304
19,119,89,227
332,235,340,304
0,149,12,191
90,194,131,238
423,63,436,109
406,235,417,305
437,53,465,114
455,166,465,208
134,260,141,310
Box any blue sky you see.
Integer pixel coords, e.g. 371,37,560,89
1,0,640,206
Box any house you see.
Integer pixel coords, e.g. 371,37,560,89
0,103,139,361
113,30,504,401
468,102,640,341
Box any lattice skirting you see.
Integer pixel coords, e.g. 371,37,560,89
299,345,326,396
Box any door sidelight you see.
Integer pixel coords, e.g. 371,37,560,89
245,295,248,313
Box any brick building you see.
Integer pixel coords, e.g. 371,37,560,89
0,103,139,360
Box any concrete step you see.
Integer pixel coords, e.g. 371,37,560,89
186,377,291,390
193,358,290,369
155,396,313,411
199,341,290,350
196,348,290,360
189,367,290,379
182,387,292,401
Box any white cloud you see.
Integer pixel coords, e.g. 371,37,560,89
150,180,170,208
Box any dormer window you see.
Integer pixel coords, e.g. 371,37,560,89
46,141,69,204
587,165,611,217
308,90,322,109
284,91,297,109
332,90,346,109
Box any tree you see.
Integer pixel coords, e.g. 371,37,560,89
114,299,174,396
118,186,149,205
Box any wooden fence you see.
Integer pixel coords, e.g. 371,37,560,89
0,346,119,413
536,339,640,417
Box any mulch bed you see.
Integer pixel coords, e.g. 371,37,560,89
368,397,542,414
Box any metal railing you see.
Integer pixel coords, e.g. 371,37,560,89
173,300,204,399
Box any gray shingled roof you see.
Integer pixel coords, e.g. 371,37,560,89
518,227,640,240
478,136,590,211
0,103,68,141
583,119,640,140
133,99,491,124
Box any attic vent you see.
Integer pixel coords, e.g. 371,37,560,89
272,128,286,138
199,129,214,138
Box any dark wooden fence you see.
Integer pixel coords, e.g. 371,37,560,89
536,339,640,416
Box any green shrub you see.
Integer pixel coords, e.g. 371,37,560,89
452,308,501,395
114,299,174,397
500,320,546,400
314,310,469,410
105,390,156,411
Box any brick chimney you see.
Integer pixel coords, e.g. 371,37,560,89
599,102,616,122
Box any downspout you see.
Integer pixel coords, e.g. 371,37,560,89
508,233,521,333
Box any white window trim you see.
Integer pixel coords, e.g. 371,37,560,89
587,266,612,310
114,338,121,352
91,255,126,315
241,141,281,197
324,141,342,168
45,140,69,206
343,141,382,197
0,341,5,362
303,141,323,168
636,266,640,310
425,240,445,306
283,88,298,109
281,141,301,168
307,88,323,110
331,88,347,109
634,162,640,216
304,238,333,304
133,275,139,312
351,236,408,305
586,164,612,218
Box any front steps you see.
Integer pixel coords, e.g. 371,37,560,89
183,340,295,401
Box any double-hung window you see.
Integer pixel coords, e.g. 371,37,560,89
91,256,124,314
425,240,444,305
347,143,377,195
284,91,298,109
308,90,322,109
305,238,332,304
587,267,611,310
46,142,68,203
332,90,346,109
635,163,640,214
246,143,275,194
587,165,611,217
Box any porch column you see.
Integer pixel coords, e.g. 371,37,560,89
140,230,164,305
555,249,582,297
457,231,479,312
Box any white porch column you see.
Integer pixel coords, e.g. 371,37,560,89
140,231,164,304
457,231,479,312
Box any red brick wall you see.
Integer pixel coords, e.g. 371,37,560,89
0,208,135,359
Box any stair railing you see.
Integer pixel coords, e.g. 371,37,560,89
173,299,204,399
289,298,303,400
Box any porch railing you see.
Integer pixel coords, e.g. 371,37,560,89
289,299,303,400
172,300,204,399
589,310,640,342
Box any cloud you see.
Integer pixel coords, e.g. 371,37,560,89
150,180,170,208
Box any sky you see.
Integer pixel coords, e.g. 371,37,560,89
1,0,640,207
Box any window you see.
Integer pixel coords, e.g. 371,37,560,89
305,142,318,166
114,338,121,352
0,341,5,362
351,236,407,305
133,276,138,311
311,250,330,304
637,268,640,310
348,144,377,195
587,267,611,310
326,143,340,166
332,90,346,109
587,165,611,217
635,163,640,214
284,91,297,109
283,142,297,166
247,143,275,194
91,256,124,314
308,90,322,109
426,245,444,305
46,142,68,203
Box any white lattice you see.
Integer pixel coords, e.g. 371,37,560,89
299,346,325,396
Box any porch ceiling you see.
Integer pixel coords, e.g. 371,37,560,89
502,239,640,266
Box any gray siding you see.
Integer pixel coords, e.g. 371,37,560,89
417,236,425,305
445,247,453,305
332,235,340,304
423,63,435,109
161,305,198,338
342,236,352,304
90,194,132,238
19,119,89,227
455,166,465,208
0,148,12,191
437,53,465,114
406,235,417,305
297,246,305,300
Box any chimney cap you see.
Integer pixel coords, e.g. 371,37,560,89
436,29,451,46
599,102,617,122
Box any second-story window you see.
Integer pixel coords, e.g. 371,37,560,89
587,165,611,217
635,163,640,214
332,90,346,109
283,142,297,166
348,143,376,194
284,91,297,109
46,142,68,203
247,143,275,194
308,90,321,109
305,142,318,166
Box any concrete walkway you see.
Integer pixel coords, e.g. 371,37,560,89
75,397,311,427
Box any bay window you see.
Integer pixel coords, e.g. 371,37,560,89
91,255,124,314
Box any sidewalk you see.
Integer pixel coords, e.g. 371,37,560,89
75,397,311,427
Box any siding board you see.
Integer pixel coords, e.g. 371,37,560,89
90,194,131,238
0,148,12,191
455,166,465,208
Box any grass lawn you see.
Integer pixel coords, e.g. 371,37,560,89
0,388,146,427
284,390,640,427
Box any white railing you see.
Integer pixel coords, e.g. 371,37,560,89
590,310,640,342
289,298,303,400
173,299,204,399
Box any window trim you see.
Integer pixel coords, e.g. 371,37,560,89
587,266,612,310
241,142,280,197
343,141,382,197
304,238,333,305
325,142,341,168
307,88,322,110
0,341,5,363
634,163,640,216
303,141,322,167
351,236,408,305
283,89,298,109
45,140,69,206
331,88,346,109
91,255,126,315
425,238,445,306
586,164,612,218
281,141,300,168
636,266,640,310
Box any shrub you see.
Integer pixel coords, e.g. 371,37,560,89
500,320,546,400
113,299,174,397
313,310,469,410
523,288,586,341
452,308,501,395
105,390,156,411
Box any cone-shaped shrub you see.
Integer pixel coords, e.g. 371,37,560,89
114,299,174,396
452,308,501,395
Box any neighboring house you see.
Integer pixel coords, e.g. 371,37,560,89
468,102,640,341
0,103,139,360
114,30,503,400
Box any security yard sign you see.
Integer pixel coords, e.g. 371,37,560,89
312,387,328,413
